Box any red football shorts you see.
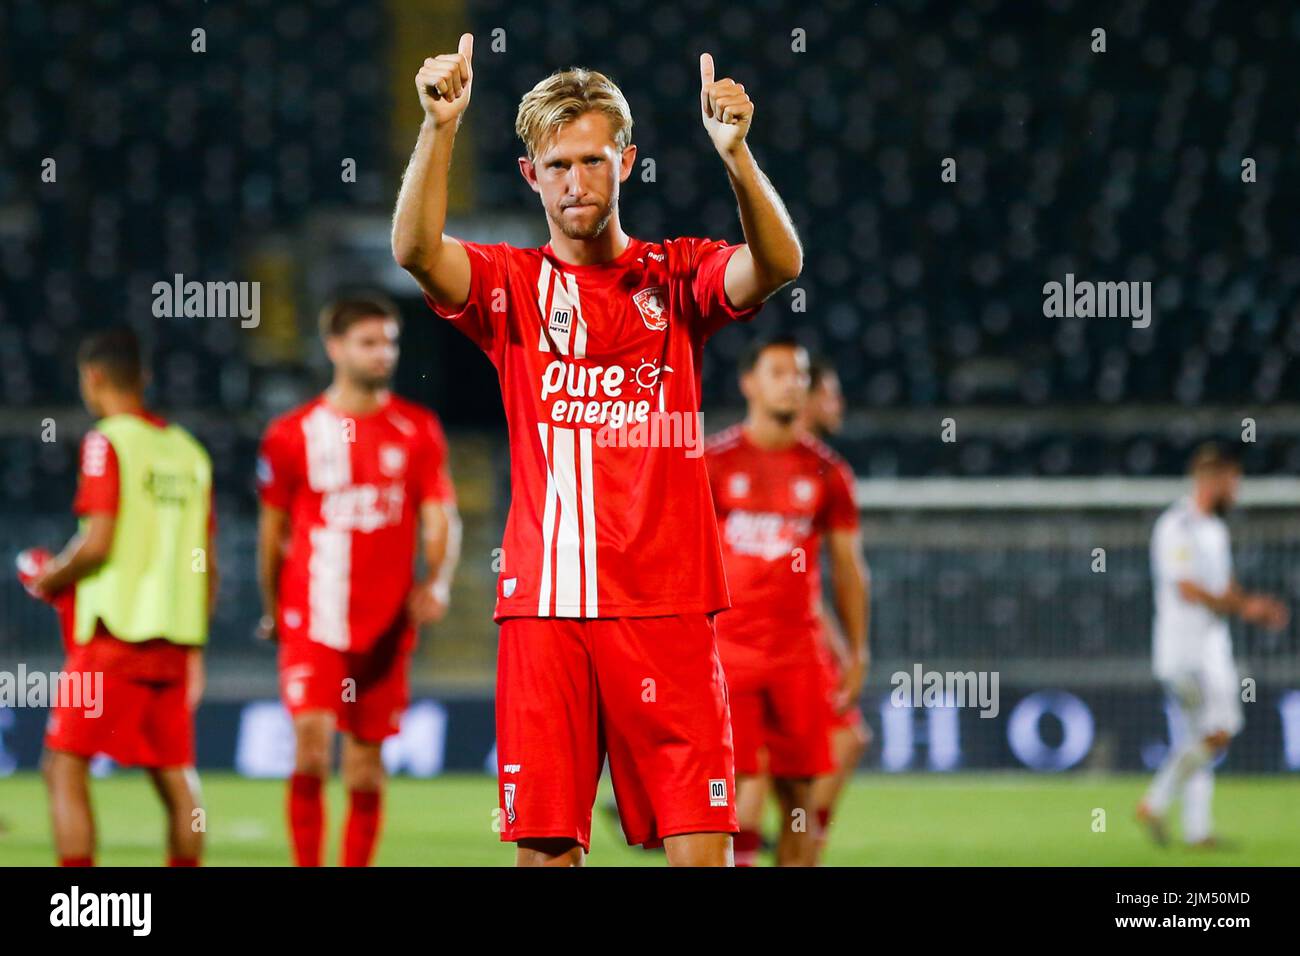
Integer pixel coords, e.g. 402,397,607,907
278,623,413,743
725,653,834,779
44,638,194,768
495,613,738,852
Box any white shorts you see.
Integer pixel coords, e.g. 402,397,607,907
1161,662,1244,739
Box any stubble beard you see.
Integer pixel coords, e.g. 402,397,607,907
553,199,614,241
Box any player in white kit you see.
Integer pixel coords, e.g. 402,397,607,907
1137,445,1288,847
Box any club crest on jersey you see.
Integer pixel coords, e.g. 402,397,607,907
379,443,407,477
728,473,750,497
632,286,668,331
792,478,815,503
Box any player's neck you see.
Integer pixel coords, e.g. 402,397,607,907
97,391,146,418
743,416,799,451
546,221,631,267
324,382,389,417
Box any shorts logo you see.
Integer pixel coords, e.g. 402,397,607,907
284,664,313,706
503,782,517,824
632,287,668,331
708,778,728,808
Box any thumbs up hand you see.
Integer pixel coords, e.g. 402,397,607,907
699,53,753,155
417,33,475,127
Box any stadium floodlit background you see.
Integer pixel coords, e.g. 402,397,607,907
1,0,1299,864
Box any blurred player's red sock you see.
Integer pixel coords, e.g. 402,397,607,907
168,856,200,867
59,856,94,867
288,772,324,867
734,829,761,867
342,789,382,867
816,807,832,833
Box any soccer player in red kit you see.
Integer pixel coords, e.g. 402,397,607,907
705,338,868,866
392,34,803,866
20,328,215,867
802,358,872,862
257,294,460,867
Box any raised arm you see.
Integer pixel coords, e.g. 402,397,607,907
392,32,476,308
698,52,803,310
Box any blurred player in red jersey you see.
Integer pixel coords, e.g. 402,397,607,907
19,328,216,867
705,338,868,865
801,358,872,862
392,34,802,865
256,294,460,867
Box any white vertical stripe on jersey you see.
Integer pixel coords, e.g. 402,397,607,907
563,271,587,359
536,422,557,616
535,260,587,359
536,260,565,355
302,404,353,647
550,426,582,615
579,428,598,617
308,527,351,649
302,404,352,491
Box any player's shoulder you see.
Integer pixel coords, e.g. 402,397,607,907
655,236,731,275
704,423,746,458
163,419,212,463
1154,498,1195,536
383,396,445,439
464,238,544,267
262,396,324,442
81,426,112,451
80,428,113,475
798,432,853,475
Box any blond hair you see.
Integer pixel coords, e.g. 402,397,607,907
515,68,633,160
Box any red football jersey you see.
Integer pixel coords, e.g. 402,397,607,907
257,394,455,653
424,236,761,620
705,425,860,671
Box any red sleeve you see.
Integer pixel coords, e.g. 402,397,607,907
256,421,299,511
414,413,456,506
73,430,119,516
422,240,512,359
689,238,764,340
703,444,725,505
819,460,860,533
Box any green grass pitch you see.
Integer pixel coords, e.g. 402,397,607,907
2,772,1297,866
